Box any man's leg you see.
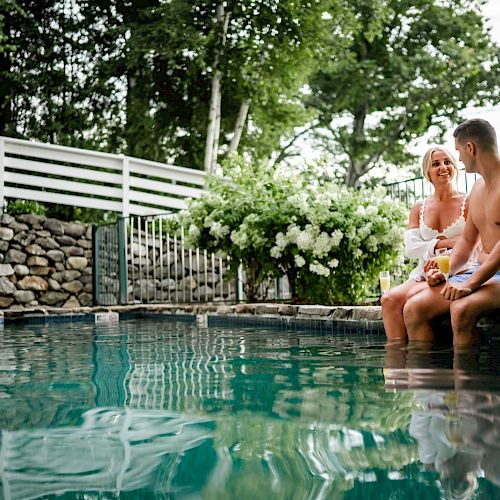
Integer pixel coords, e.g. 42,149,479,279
450,281,500,345
403,285,451,341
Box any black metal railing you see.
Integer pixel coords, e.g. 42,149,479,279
385,170,478,208
92,215,290,306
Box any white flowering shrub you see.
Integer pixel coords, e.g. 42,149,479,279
172,156,407,304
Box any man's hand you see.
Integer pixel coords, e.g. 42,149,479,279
441,281,473,301
426,268,445,287
424,257,438,273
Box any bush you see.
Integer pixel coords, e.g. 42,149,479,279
5,199,46,216
174,156,407,304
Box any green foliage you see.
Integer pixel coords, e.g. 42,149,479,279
2,0,498,216
42,204,118,224
0,1,350,167
5,199,46,216
5,198,117,223
304,0,500,186
175,155,407,303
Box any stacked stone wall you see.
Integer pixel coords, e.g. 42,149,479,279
0,214,93,309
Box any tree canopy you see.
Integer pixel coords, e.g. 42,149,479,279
1,0,499,186
302,0,500,185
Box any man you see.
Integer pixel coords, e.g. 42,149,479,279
403,118,500,345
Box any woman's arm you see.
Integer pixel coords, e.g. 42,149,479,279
405,201,440,260
434,236,459,249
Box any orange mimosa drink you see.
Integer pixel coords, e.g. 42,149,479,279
435,248,450,281
436,254,450,275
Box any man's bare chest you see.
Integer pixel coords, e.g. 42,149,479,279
471,188,500,249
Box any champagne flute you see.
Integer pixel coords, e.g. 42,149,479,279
379,271,390,295
435,248,450,282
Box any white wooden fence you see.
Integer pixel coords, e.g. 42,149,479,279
0,136,206,216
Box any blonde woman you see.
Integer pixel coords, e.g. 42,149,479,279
382,147,470,340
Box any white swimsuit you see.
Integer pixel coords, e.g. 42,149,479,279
404,196,467,281
419,196,467,241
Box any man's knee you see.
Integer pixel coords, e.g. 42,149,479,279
406,285,424,301
450,298,476,326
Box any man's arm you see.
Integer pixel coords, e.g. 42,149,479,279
442,239,500,301
466,240,500,289
441,186,499,300
427,188,479,288
449,214,479,276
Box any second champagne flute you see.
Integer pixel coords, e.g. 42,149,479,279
379,271,390,295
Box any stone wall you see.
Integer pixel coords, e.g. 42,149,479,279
0,214,93,309
126,231,236,304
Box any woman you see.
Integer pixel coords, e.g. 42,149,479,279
382,147,469,340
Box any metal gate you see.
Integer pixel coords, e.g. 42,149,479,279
92,216,243,306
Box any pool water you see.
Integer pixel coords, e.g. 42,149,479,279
1,318,500,499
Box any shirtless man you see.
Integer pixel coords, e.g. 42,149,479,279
403,118,500,345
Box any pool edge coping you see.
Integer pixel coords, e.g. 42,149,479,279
0,302,497,333
0,303,385,331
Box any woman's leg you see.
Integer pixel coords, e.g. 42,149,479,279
381,280,426,340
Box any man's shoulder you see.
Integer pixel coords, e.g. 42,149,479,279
470,177,486,196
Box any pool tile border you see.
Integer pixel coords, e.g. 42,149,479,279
0,302,497,334
206,313,385,334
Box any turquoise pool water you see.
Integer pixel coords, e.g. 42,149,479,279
1,318,500,499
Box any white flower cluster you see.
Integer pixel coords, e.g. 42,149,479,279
208,221,230,239
294,255,306,267
309,262,330,277
269,221,345,274
230,228,249,249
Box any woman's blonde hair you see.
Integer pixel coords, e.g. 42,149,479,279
421,147,459,182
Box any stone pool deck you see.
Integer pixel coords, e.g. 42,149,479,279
0,303,498,335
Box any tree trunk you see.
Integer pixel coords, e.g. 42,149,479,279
204,3,229,173
286,268,298,303
244,259,262,302
204,64,220,172
345,106,368,186
346,160,362,187
228,98,250,154
126,71,139,157
210,76,223,172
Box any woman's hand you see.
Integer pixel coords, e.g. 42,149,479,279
426,268,445,287
423,257,438,273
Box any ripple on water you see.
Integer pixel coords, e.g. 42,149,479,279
0,319,499,498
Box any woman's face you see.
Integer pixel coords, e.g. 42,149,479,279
429,150,455,186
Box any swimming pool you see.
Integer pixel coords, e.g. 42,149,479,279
1,318,500,499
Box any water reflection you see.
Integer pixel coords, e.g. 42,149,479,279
385,339,500,498
1,408,215,500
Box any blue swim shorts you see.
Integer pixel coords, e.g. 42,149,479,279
449,264,500,284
